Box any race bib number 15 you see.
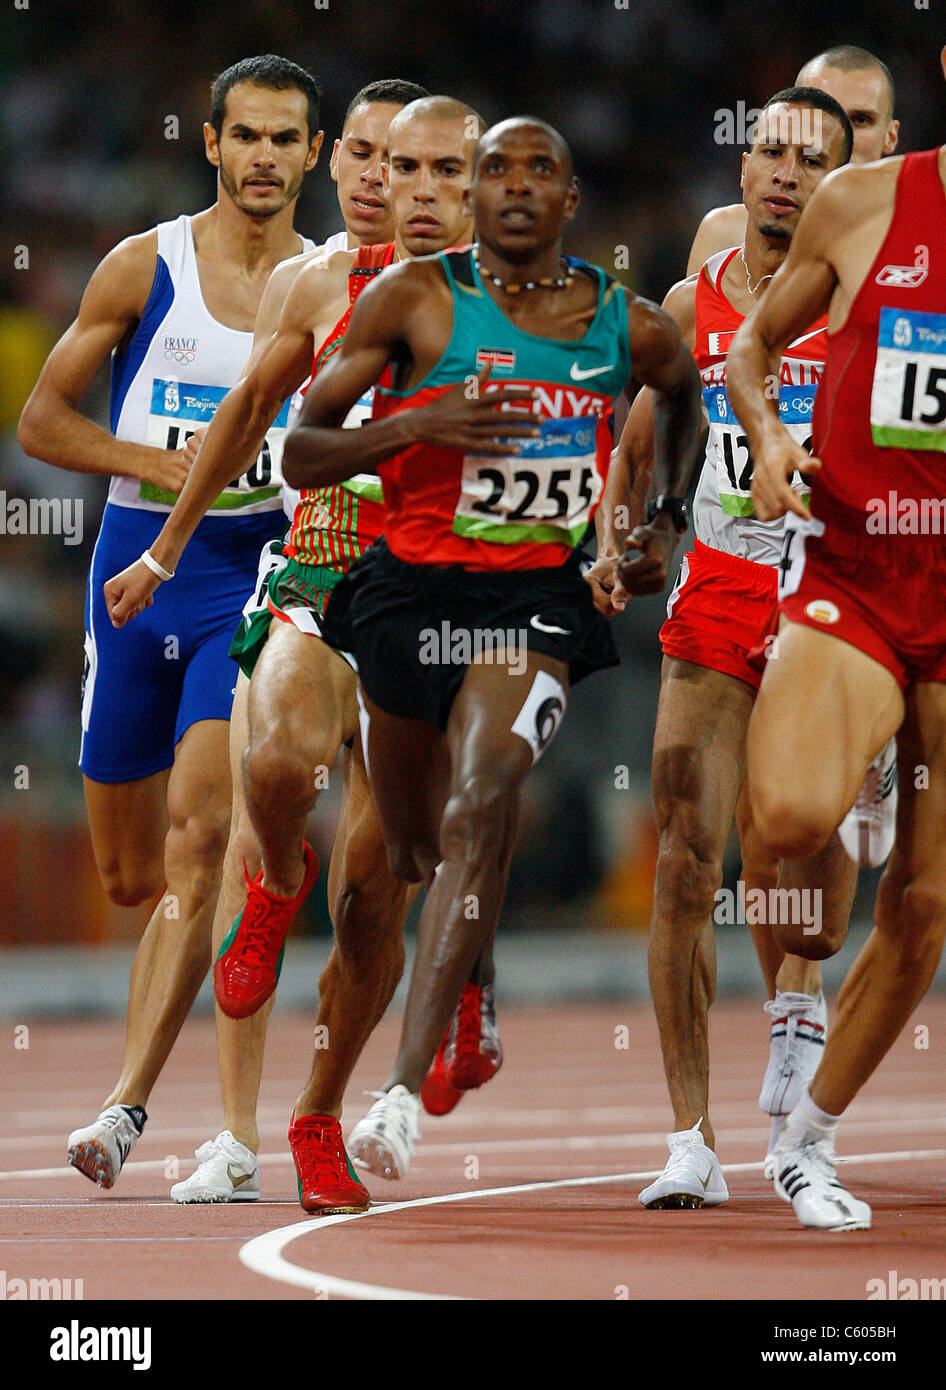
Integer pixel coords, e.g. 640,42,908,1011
871,308,946,451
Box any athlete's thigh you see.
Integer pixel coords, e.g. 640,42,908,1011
748,620,904,824
249,620,358,764
446,649,569,795
361,694,451,855
735,783,778,877
83,770,170,886
327,736,411,912
168,717,232,828
652,657,753,850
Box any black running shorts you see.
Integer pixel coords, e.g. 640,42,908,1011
320,537,619,730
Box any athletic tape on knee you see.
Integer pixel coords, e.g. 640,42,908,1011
511,669,567,764
356,684,371,778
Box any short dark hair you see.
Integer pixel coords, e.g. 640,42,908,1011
755,86,854,166
799,46,896,119
211,55,322,140
344,80,430,128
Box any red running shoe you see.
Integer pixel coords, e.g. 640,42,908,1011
289,1110,370,1214
213,843,318,1019
445,982,503,1091
420,1033,464,1116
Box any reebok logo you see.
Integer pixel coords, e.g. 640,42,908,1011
876,244,929,289
876,264,928,289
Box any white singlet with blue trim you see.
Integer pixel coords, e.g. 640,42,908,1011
108,214,315,515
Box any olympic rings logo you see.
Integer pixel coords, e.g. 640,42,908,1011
165,350,196,365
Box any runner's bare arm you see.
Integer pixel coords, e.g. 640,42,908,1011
599,280,698,549
283,266,539,489
728,178,843,521
587,389,656,616
614,291,702,596
625,290,702,508
686,204,747,277
17,233,190,493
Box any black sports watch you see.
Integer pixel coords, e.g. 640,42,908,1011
645,494,689,533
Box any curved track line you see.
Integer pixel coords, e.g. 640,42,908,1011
239,1168,653,1300
238,1148,946,1301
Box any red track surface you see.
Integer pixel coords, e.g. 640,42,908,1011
2,998,945,1301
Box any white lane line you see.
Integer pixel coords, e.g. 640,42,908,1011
5,1113,946,1183
0,1235,244,1243
5,1093,941,1150
238,1147,946,1301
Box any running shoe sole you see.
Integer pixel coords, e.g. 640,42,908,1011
349,1134,406,1181
643,1192,706,1210
67,1140,117,1190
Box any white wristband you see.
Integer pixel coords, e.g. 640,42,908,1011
140,549,175,582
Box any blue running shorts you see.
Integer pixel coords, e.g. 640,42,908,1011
80,501,283,783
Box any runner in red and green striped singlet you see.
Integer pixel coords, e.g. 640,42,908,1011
285,241,395,569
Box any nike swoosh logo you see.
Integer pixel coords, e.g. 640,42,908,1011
699,1170,713,1190
569,362,613,381
228,1166,253,1187
530,614,571,635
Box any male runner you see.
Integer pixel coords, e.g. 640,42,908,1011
282,116,703,1183
137,79,427,1202
687,46,899,274
689,45,901,868
106,97,504,1210
591,49,902,1170
727,45,946,1230
17,56,323,1187
595,90,856,1208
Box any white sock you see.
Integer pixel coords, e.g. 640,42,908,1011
790,1084,842,1145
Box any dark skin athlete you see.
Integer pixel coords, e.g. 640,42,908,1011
285,118,704,1095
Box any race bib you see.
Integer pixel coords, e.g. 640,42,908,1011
453,415,602,547
142,378,286,509
706,385,814,516
871,308,946,451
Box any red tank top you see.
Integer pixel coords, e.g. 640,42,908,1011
285,242,395,568
811,148,946,521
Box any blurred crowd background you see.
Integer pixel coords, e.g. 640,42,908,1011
1,0,943,944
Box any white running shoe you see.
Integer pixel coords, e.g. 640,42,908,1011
760,990,827,1155
347,1085,421,1180
66,1103,146,1189
638,1119,729,1209
170,1131,260,1204
838,737,897,868
772,1130,871,1231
